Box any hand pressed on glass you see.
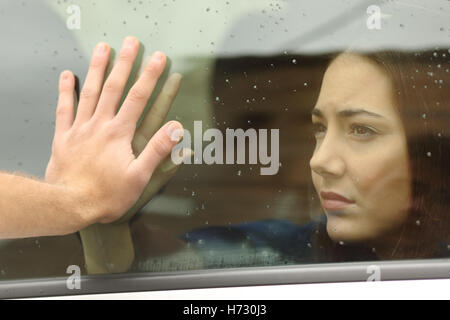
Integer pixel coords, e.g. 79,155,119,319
46,36,182,224
44,36,187,273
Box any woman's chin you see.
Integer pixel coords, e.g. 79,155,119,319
325,217,372,244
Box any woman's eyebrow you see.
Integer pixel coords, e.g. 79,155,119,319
311,107,386,119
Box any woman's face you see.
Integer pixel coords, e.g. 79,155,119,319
310,52,413,244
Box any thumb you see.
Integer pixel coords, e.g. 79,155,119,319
130,121,184,179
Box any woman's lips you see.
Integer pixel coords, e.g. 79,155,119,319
322,199,354,210
320,191,355,211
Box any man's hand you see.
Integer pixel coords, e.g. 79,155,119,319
45,36,183,226
114,72,190,225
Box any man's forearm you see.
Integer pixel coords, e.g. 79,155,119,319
0,171,90,239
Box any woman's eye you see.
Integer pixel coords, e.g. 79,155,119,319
350,124,377,137
312,123,326,138
311,123,377,139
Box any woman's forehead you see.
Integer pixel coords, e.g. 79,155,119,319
325,53,390,89
315,53,399,119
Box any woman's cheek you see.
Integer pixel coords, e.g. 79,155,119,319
352,152,411,232
349,152,385,202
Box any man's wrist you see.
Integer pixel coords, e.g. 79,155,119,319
0,171,101,238
54,183,100,232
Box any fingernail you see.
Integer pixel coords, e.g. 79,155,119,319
166,122,183,141
124,37,136,49
152,51,164,61
96,43,108,55
61,71,71,81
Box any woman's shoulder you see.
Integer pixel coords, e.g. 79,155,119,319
178,216,326,266
180,218,323,244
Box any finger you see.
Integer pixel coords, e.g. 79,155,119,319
128,121,183,182
93,36,140,121
73,42,110,126
160,147,194,171
115,147,192,225
55,70,75,137
116,51,166,126
114,149,192,225
114,159,181,224
136,73,183,141
131,131,148,156
79,223,134,274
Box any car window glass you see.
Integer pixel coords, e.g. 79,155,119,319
0,0,449,280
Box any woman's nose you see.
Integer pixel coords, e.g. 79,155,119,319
309,133,345,178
